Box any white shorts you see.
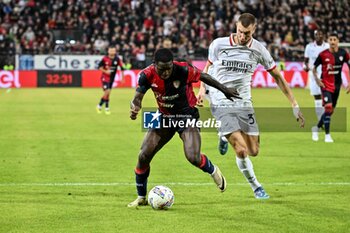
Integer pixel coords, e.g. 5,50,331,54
308,71,321,96
211,105,259,136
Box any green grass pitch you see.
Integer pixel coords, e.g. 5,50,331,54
0,88,349,233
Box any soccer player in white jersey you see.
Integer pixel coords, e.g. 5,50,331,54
197,13,305,199
304,30,329,121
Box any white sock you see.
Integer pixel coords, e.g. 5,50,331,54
236,156,261,191
211,165,217,175
314,99,324,121
221,136,228,142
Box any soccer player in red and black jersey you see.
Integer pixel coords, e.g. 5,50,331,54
96,46,124,115
127,48,240,207
312,32,350,142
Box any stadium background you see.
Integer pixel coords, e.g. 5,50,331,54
1,0,350,88
1,0,349,88
1,1,350,233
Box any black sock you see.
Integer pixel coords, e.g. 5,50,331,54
324,113,331,134
105,100,109,108
135,167,150,197
317,113,324,128
199,154,215,174
99,98,105,107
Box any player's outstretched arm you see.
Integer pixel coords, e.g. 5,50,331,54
130,91,144,120
269,67,305,128
199,72,240,100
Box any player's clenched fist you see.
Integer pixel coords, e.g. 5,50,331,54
130,102,140,120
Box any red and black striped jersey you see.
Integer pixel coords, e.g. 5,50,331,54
136,61,201,115
98,55,123,83
314,48,350,93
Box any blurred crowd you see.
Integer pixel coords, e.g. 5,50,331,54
0,0,349,69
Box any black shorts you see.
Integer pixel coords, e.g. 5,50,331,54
102,81,112,90
322,87,340,107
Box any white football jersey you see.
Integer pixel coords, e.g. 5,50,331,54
304,41,329,76
207,34,276,105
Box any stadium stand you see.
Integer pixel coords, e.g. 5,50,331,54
0,0,349,69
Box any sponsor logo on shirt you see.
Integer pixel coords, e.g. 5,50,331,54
222,60,253,73
220,50,229,56
162,94,179,101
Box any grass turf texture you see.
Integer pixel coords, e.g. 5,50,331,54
0,88,349,233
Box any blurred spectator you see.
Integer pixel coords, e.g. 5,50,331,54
93,35,109,54
162,38,172,49
145,41,155,66
143,15,154,31
134,44,146,69
21,26,35,44
122,57,132,70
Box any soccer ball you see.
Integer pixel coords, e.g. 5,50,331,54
148,185,174,210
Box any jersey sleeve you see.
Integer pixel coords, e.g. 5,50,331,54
98,58,105,69
187,63,201,83
207,40,218,64
259,45,276,71
313,54,322,68
304,44,310,58
136,71,151,93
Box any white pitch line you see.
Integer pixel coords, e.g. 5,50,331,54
0,182,350,187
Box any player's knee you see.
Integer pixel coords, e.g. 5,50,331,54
234,146,247,157
324,104,333,114
138,150,152,164
138,153,147,164
249,146,259,157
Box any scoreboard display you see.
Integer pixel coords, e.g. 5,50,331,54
37,71,81,87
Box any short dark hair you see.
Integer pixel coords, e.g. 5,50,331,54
238,13,256,27
154,48,173,63
329,31,338,38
